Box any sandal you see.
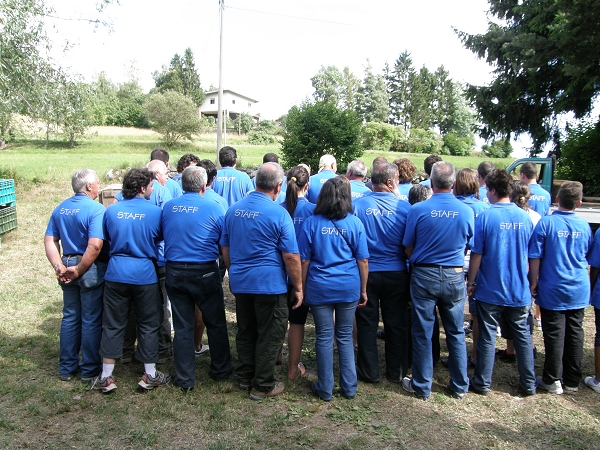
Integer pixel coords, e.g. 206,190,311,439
288,362,307,381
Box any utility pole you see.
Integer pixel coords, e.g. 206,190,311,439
216,0,225,168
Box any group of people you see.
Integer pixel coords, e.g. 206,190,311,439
44,147,600,402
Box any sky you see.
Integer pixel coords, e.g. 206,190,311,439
45,0,535,155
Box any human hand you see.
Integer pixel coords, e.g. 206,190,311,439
357,291,368,308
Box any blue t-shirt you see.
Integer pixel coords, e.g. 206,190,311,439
114,180,172,208
172,173,181,183
472,203,532,306
398,182,412,203
528,210,592,310
349,180,371,203
528,183,551,216
212,166,253,208
162,192,224,263
204,187,228,212
419,179,431,187
403,193,474,266
165,178,183,199
45,193,105,255
299,213,369,305
307,170,336,203
220,191,298,295
280,197,316,242
353,192,410,272
103,196,163,285
478,185,489,204
588,230,600,309
455,195,489,218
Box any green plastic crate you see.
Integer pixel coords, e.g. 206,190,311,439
0,205,17,234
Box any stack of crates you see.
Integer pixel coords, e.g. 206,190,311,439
0,179,17,235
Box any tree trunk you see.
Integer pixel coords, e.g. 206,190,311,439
0,139,5,150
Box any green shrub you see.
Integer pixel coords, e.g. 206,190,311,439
361,122,400,152
247,131,277,145
405,128,443,154
556,121,600,196
481,139,513,158
443,133,474,156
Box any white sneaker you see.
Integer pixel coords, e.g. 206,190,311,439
585,376,600,393
536,375,563,395
195,344,210,356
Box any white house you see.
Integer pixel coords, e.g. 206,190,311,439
199,90,260,122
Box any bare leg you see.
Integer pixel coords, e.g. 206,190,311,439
194,306,205,351
287,324,306,380
595,347,600,379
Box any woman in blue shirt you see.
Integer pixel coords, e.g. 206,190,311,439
298,177,369,401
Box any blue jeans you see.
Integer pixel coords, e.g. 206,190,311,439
474,301,536,393
311,301,358,400
410,266,468,397
166,262,232,388
59,256,106,379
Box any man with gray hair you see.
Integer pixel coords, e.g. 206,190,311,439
307,154,337,203
402,161,475,400
45,169,107,382
346,159,371,202
220,162,303,400
162,166,232,390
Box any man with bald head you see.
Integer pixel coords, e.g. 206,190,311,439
346,160,371,202
307,154,337,203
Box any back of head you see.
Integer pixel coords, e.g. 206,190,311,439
150,148,169,164
454,168,479,196
177,153,200,173
319,154,336,171
409,184,432,205
285,165,310,217
371,163,398,187
219,146,237,167
372,156,388,170
298,163,311,176
477,161,495,180
147,160,167,177
558,181,583,210
520,162,537,180
424,154,442,176
197,159,217,185
181,166,207,192
255,162,284,191
122,168,153,199
393,158,417,183
314,176,352,220
262,152,279,163
346,160,367,178
485,169,513,199
511,180,532,209
430,161,455,190
71,168,97,194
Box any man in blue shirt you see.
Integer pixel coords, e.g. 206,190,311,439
418,154,442,187
306,154,337,203
220,162,303,400
528,181,592,394
150,148,183,199
92,168,170,393
346,159,371,202
402,161,474,400
353,163,411,384
520,162,551,216
162,166,232,390
44,169,106,382
467,169,536,396
477,161,494,204
212,146,253,207
174,153,201,184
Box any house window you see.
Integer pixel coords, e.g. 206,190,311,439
210,99,215,104
232,99,236,105
248,102,252,108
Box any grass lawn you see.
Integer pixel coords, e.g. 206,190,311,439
1,129,598,449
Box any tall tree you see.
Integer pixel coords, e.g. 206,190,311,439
357,61,389,123
456,0,600,154
311,65,344,106
152,48,205,107
385,51,415,129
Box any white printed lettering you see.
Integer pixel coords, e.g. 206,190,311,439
234,209,259,219
116,212,146,220
172,206,199,214
217,176,236,182
59,208,80,215
366,208,394,217
500,222,524,230
321,226,347,235
430,210,459,218
557,230,582,238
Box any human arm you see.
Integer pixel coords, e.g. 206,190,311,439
62,238,103,282
466,252,482,297
44,235,67,280
221,246,231,270
528,258,541,298
357,258,368,308
591,266,600,297
404,246,413,260
283,251,303,310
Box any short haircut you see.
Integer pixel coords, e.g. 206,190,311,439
314,176,352,220
477,161,495,179
146,160,167,178
181,166,207,192
262,153,279,163
393,158,417,183
371,163,398,186
558,181,583,210
346,160,367,178
423,154,442,176
511,180,532,210
71,169,97,194
150,148,169,164
430,161,455,190
520,162,538,180
284,165,310,217
408,184,432,205
219,146,237,167
319,154,336,169
255,162,284,191
372,156,388,169
122,168,153,199
485,169,513,199
454,168,479,196
177,153,200,173
197,159,217,185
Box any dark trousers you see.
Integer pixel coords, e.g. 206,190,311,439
356,271,410,383
166,262,232,388
234,293,288,392
540,307,585,388
100,281,163,363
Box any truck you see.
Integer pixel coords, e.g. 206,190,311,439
506,157,600,231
